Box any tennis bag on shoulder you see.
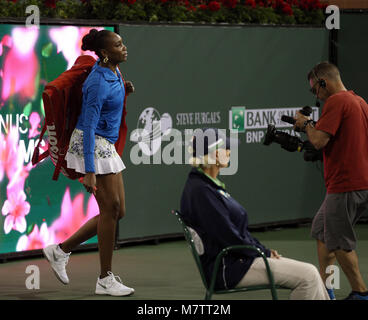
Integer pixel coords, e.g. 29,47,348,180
32,54,129,181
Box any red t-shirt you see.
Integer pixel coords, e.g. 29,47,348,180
315,91,368,193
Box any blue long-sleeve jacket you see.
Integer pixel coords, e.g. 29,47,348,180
180,168,271,290
76,61,125,173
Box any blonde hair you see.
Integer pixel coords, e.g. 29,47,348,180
188,145,217,168
308,61,341,82
189,155,216,169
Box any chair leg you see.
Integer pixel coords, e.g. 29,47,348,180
270,286,278,300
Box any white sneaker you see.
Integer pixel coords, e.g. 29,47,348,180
95,271,134,296
43,244,70,285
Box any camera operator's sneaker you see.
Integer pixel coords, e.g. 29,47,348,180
43,244,71,285
95,271,134,296
343,291,368,300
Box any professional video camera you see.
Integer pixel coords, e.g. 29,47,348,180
263,106,323,162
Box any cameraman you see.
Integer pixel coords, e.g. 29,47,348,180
294,62,368,300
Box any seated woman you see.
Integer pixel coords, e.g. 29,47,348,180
180,128,329,300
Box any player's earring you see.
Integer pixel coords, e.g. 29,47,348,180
103,56,109,64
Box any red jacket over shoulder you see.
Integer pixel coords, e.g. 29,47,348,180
32,55,128,180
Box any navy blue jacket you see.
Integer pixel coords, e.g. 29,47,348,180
180,168,271,290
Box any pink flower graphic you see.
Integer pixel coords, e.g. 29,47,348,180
7,162,34,194
16,222,55,251
0,128,23,182
49,26,101,70
2,190,30,234
86,192,99,220
28,111,41,139
49,187,99,244
0,132,5,182
1,27,40,103
0,34,12,57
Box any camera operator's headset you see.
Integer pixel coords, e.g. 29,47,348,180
311,68,326,89
311,68,327,107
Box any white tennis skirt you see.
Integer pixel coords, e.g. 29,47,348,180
66,128,126,175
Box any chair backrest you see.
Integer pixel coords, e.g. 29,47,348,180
174,210,209,289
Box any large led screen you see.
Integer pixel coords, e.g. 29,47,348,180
0,24,115,256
